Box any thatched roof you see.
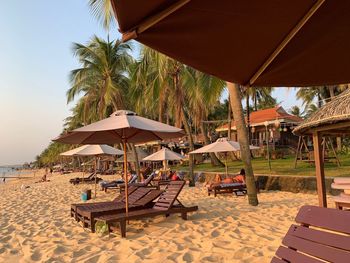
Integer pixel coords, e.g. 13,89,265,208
293,89,350,135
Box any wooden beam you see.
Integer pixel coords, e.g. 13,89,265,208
314,121,350,133
122,0,191,42
312,132,327,208
248,0,325,86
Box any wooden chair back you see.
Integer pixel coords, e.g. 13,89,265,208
271,205,350,263
153,181,185,211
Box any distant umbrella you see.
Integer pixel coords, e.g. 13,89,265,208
60,144,124,197
143,148,185,170
190,138,259,176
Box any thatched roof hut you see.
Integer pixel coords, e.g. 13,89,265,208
293,89,350,135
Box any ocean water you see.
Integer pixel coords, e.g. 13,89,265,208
0,166,23,183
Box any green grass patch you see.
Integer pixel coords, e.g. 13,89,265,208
173,154,350,177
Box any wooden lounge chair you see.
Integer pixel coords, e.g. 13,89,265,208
331,178,350,210
69,172,102,185
271,205,350,263
119,172,156,192
70,185,138,219
101,174,138,192
207,182,247,197
333,192,350,210
75,187,163,232
95,181,198,238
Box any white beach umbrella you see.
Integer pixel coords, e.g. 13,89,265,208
60,144,124,197
60,144,124,156
143,148,185,170
53,110,184,213
189,138,259,175
60,145,88,157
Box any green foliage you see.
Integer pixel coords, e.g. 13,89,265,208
36,142,74,167
173,155,350,177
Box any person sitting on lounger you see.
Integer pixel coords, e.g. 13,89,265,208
232,169,245,184
205,173,223,188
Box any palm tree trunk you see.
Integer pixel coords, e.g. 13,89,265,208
200,121,224,167
246,90,251,145
227,94,232,140
181,109,195,187
227,82,259,206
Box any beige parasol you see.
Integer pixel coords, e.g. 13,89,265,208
190,138,259,176
53,110,184,213
143,148,185,170
60,144,124,197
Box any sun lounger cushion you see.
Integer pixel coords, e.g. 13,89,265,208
219,183,245,188
333,177,350,184
331,183,350,190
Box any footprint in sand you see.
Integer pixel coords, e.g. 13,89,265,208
30,250,42,261
182,252,193,262
211,230,220,238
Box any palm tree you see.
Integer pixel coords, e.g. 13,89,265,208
289,106,304,119
227,83,259,206
87,0,115,30
67,36,133,120
130,47,197,184
182,67,226,167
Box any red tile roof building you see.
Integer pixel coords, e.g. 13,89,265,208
216,106,303,147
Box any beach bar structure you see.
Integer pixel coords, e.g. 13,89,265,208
294,89,350,207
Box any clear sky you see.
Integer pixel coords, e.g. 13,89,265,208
0,1,303,165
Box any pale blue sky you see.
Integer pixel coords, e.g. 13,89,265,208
0,1,302,165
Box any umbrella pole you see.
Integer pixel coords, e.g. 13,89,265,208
94,156,97,198
123,139,129,214
225,153,228,177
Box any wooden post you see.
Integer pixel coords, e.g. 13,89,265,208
294,136,302,168
313,132,327,207
123,139,129,214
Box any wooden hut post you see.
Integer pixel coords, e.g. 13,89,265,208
312,132,327,207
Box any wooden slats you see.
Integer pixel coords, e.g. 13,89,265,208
271,205,350,263
296,205,350,234
289,225,350,251
282,234,350,262
275,246,323,263
134,190,163,206
271,257,286,263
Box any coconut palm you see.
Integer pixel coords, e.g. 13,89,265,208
130,46,198,184
289,105,304,119
67,36,133,120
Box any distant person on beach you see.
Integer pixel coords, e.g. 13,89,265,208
3,178,5,183
49,167,53,175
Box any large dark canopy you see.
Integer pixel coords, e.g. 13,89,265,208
111,0,350,87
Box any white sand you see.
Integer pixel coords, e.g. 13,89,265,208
0,172,333,263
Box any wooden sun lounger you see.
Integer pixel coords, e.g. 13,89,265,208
119,172,157,192
102,174,138,192
75,187,163,232
70,172,102,185
271,205,350,263
207,183,247,197
95,181,198,238
70,185,138,219
333,192,350,210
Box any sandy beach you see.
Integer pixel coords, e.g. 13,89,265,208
0,172,331,263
